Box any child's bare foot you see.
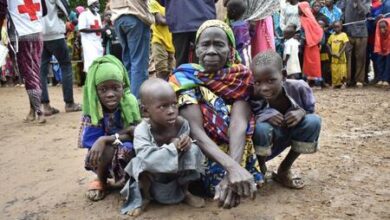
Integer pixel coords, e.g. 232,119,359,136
23,109,36,122
127,199,150,217
272,170,304,189
86,180,106,201
183,191,205,208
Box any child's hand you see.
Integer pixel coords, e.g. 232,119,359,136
178,135,192,152
284,109,305,128
267,113,284,127
86,137,107,168
172,135,192,152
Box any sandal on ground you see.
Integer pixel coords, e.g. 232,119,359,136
65,103,82,113
43,106,60,116
86,180,106,201
272,171,305,189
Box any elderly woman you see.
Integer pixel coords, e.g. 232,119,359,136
169,20,262,209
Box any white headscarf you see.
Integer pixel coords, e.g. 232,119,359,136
87,0,98,6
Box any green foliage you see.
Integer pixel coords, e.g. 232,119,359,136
68,0,107,11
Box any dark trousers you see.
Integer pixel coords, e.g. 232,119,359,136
347,37,367,84
172,32,198,66
40,38,74,104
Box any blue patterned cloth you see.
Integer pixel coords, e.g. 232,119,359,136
320,6,342,24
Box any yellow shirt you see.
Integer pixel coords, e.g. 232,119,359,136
149,0,175,53
327,32,349,64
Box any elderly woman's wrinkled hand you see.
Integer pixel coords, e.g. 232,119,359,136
213,166,257,208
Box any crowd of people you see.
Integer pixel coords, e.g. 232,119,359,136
0,0,389,217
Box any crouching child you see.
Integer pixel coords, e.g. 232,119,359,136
78,55,141,201
121,78,205,216
250,51,321,189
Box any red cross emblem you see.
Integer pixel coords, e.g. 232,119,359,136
90,20,101,36
17,0,41,21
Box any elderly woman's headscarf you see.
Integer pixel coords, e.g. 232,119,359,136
195,19,241,67
83,55,141,126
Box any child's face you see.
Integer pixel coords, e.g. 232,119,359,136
227,1,245,20
333,22,342,33
379,21,388,36
144,89,178,127
97,80,124,112
252,66,284,101
312,3,321,13
196,27,230,73
284,27,295,39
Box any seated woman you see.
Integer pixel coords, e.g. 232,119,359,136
169,20,263,209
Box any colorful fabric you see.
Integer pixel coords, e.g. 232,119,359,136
83,55,141,127
196,19,240,66
79,112,134,183
299,2,324,47
12,38,42,91
299,2,323,80
169,63,262,195
230,20,251,66
251,16,275,57
149,0,175,53
328,32,349,64
328,32,348,85
169,63,253,102
319,6,342,24
303,43,322,80
374,18,390,56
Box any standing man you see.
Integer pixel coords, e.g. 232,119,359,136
78,0,103,74
109,0,154,98
40,0,81,116
1,0,47,123
165,0,217,66
342,0,370,87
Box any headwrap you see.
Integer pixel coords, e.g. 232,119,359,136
243,0,280,21
298,2,323,47
83,55,141,126
196,19,241,66
88,0,98,6
374,18,390,56
75,6,85,14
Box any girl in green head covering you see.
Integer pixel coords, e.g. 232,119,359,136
78,55,141,202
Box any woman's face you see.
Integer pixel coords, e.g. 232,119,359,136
196,27,230,73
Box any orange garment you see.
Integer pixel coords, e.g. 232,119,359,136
374,18,390,56
299,2,323,79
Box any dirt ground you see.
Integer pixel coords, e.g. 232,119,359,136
0,86,389,220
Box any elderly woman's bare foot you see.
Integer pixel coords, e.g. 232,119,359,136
127,199,150,217
183,191,205,208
